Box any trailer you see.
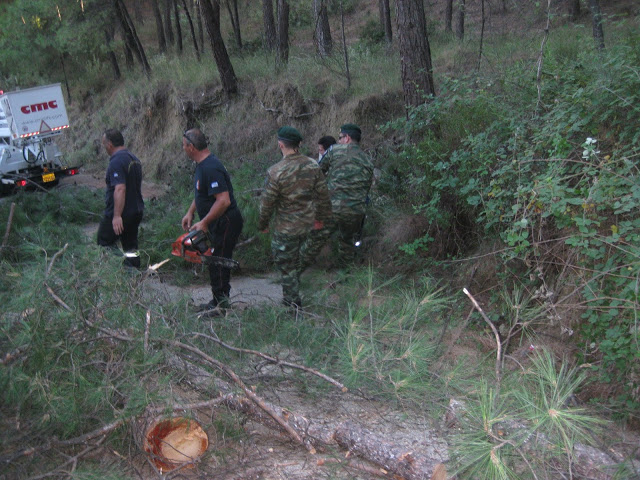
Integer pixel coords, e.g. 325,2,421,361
0,83,79,193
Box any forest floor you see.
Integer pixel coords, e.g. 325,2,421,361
55,174,449,479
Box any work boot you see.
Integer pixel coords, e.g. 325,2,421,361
196,298,219,312
196,295,230,313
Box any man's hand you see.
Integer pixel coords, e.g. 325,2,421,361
191,220,208,233
182,212,194,231
112,215,124,235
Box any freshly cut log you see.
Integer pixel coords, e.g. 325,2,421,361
221,395,447,480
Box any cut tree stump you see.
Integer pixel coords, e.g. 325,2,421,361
134,415,209,473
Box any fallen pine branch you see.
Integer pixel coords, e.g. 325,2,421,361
220,393,447,480
45,282,73,311
167,351,448,480
160,339,314,452
44,244,73,311
1,201,16,251
197,329,348,391
444,397,624,480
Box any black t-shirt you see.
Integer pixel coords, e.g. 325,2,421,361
194,153,237,221
104,149,144,217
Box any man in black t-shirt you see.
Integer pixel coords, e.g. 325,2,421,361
97,129,144,268
181,128,243,311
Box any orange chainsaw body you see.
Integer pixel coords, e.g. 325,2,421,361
171,230,213,265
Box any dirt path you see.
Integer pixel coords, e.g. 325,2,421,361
146,272,283,309
58,171,169,199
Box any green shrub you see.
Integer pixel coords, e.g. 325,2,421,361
384,28,640,412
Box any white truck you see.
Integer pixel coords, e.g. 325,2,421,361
0,83,79,193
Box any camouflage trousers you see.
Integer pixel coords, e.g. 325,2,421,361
272,231,307,306
299,210,364,270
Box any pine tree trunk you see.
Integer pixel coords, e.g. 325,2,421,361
182,0,201,60
225,0,243,49
395,0,436,110
151,0,167,52
455,0,465,40
197,0,205,51
164,0,175,45
587,0,605,49
568,0,580,22
276,0,289,67
104,28,121,79
313,0,332,56
114,0,151,75
444,0,453,32
201,0,238,95
379,0,392,43
262,0,277,51
174,0,183,52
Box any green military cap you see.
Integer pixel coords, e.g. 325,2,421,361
277,126,303,144
340,123,361,137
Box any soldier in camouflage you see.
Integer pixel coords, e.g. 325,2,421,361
300,123,374,267
258,126,332,309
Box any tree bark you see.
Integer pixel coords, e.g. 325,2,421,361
395,0,436,110
276,0,289,67
587,0,605,50
225,0,242,49
444,0,453,32
174,0,183,53
200,0,238,95
568,0,580,22
104,27,121,79
313,0,332,56
182,0,201,61
197,0,205,51
123,42,134,69
455,0,465,40
114,0,151,76
131,0,144,23
151,0,167,52
223,396,447,480
262,0,277,51
378,0,392,44
164,0,175,45
340,0,351,89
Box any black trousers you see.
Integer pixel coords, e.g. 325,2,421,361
207,207,243,300
97,212,143,268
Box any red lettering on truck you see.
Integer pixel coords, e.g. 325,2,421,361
20,100,58,114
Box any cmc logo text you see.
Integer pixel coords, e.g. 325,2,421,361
20,100,58,114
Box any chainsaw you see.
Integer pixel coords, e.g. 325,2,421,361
171,230,240,270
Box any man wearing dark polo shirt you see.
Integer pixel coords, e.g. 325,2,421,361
181,128,243,312
98,129,144,268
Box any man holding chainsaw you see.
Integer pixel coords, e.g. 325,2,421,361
181,128,243,312
301,123,374,267
258,126,331,310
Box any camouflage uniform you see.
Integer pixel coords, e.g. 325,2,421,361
258,152,332,306
300,143,374,266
